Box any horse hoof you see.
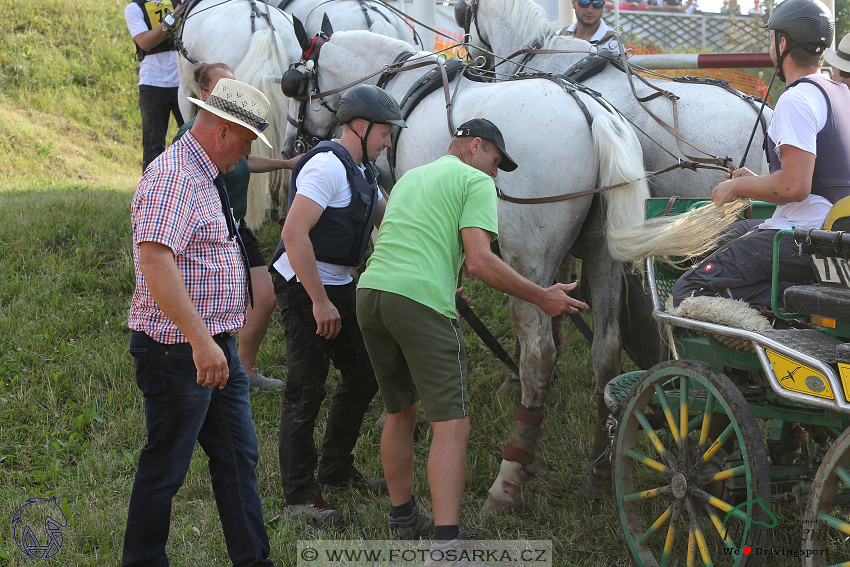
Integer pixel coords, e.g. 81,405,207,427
497,376,521,398
481,481,522,514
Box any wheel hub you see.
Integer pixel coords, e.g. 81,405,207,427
672,472,688,499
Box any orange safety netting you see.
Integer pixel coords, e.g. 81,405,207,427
431,30,769,102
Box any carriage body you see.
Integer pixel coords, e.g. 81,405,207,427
607,198,850,566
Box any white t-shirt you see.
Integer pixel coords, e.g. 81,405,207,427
760,76,831,231
125,2,180,88
560,19,619,51
273,149,383,286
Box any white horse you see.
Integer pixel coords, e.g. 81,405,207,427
463,0,775,478
463,0,773,197
176,0,302,227
278,0,416,43
282,29,652,513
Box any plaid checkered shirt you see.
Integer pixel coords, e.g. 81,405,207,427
129,131,248,344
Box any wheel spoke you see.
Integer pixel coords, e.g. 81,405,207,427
698,391,716,450
635,408,679,472
688,486,749,522
687,527,697,567
817,511,850,536
623,447,670,474
696,464,747,485
658,501,681,567
702,422,734,463
637,505,674,546
624,485,673,502
835,464,850,488
680,375,689,446
654,383,681,443
685,497,713,567
701,501,737,549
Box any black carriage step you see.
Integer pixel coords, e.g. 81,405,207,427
784,285,850,324
756,328,843,366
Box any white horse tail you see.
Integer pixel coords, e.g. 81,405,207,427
591,112,651,261
234,29,291,228
607,198,749,268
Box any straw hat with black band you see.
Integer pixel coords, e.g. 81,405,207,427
188,78,273,148
825,33,850,76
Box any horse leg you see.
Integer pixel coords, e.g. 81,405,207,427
580,250,623,498
483,299,555,513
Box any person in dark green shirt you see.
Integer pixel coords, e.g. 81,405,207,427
174,63,301,388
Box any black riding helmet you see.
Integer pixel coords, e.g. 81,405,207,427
337,84,406,164
763,0,834,80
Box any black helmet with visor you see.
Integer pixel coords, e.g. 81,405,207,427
763,0,834,80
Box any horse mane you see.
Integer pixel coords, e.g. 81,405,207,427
332,29,415,53
542,33,593,51
483,0,556,44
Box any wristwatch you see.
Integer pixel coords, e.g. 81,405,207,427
162,12,177,29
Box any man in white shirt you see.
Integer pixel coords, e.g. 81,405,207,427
269,85,410,526
673,0,850,308
124,0,184,172
558,0,619,50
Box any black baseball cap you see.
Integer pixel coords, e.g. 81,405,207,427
455,118,518,172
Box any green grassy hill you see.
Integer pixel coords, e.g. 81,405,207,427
0,0,152,189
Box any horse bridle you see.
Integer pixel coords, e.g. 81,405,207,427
281,33,342,154
454,0,493,55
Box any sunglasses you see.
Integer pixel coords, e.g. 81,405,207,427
577,0,605,8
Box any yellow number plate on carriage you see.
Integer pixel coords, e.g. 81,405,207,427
765,350,834,400
837,363,850,402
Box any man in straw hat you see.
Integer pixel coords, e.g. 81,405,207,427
673,0,850,309
826,32,850,87
124,78,275,567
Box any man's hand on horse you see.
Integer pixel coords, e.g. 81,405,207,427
539,282,588,318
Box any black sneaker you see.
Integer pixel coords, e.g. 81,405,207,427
388,496,434,540
319,473,389,496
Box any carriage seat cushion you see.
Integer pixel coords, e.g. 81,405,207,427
784,285,850,322
823,195,850,232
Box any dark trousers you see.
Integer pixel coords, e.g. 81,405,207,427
139,85,184,172
123,331,273,567
673,219,816,308
274,276,379,505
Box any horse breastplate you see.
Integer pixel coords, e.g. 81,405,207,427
765,75,850,204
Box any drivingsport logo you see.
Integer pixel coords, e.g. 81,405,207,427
720,498,828,558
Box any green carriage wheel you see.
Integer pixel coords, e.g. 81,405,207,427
613,360,771,566
803,426,850,566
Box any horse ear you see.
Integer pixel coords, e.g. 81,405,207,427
293,16,311,53
321,13,334,37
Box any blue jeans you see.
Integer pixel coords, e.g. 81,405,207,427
123,331,273,567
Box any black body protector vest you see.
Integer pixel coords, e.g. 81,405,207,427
272,141,379,271
133,0,179,61
765,74,850,204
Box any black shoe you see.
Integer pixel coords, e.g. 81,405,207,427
425,531,485,567
388,496,434,540
320,474,389,496
284,497,343,527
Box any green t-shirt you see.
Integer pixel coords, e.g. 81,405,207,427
358,155,499,318
173,117,251,222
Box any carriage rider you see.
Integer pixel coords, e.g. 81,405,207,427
269,84,405,525
124,0,184,172
672,0,850,309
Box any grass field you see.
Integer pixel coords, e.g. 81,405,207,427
3,0,849,564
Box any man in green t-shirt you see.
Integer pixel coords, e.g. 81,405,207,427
356,119,588,547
